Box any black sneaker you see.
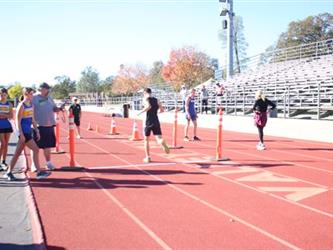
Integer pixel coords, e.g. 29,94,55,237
193,136,201,141
184,136,190,142
4,172,17,181
36,171,51,179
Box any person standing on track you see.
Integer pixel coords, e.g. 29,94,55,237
0,88,13,171
3,88,51,181
137,88,170,163
253,90,276,150
31,82,64,172
69,97,82,139
184,88,200,141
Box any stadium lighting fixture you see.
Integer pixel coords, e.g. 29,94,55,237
219,0,234,80
220,9,228,16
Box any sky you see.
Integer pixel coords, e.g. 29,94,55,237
0,0,332,86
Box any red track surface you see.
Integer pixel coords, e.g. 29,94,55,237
30,112,333,250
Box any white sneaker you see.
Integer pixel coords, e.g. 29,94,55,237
143,157,151,163
30,163,37,173
256,142,266,151
46,162,56,171
76,135,81,139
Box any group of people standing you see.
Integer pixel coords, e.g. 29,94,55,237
1,83,68,181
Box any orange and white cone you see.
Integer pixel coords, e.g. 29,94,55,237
130,120,141,141
109,118,119,135
87,122,93,131
95,125,100,133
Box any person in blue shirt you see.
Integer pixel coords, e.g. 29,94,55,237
184,88,200,141
0,88,13,171
3,88,51,181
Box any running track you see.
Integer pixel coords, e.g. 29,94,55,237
29,112,333,250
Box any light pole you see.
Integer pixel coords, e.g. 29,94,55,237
219,0,234,80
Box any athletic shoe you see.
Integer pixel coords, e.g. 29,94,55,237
76,135,81,139
1,162,8,171
193,136,201,141
161,141,170,154
46,162,56,171
143,157,151,163
36,171,51,179
184,136,190,142
256,142,266,151
30,163,37,173
3,172,17,181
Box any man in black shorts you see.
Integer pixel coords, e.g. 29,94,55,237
137,88,169,163
69,97,82,139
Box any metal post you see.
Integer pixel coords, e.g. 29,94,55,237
317,82,321,120
242,87,245,115
287,85,290,118
227,0,234,80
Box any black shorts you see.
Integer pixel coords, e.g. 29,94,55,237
0,127,13,133
34,126,56,149
74,118,80,126
144,123,162,137
19,133,33,143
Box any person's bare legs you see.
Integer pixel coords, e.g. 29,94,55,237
155,135,169,154
184,119,190,138
43,148,51,162
193,120,198,137
26,140,42,171
0,134,5,163
7,140,25,173
143,136,151,162
3,133,11,163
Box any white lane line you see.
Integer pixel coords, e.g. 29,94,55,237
59,128,172,249
84,170,172,250
77,132,302,249
88,162,176,170
78,125,333,217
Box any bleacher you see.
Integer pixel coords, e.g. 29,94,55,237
195,39,333,120
81,39,333,120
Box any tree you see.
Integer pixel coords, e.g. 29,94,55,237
162,46,214,91
148,61,165,85
276,12,333,49
112,64,149,95
8,83,23,100
218,16,249,74
51,75,76,99
76,66,100,93
98,76,114,96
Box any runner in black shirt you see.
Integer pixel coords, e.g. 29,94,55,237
253,90,276,150
138,88,169,163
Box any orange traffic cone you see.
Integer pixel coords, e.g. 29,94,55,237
109,117,119,135
130,120,141,141
87,122,93,131
95,125,100,133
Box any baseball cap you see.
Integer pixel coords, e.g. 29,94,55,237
39,82,51,90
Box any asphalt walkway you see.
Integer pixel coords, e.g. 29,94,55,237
0,136,43,250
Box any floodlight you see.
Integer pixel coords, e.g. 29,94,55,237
220,9,228,16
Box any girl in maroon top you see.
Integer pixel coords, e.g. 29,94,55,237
253,90,276,150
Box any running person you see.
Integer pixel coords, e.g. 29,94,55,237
138,88,169,163
184,88,200,141
0,88,13,171
3,88,51,181
253,90,276,150
69,97,82,139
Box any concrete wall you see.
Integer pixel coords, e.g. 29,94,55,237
82,105,333,143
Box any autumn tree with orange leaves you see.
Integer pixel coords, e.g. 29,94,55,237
112,64,149,95
162,46,215,91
